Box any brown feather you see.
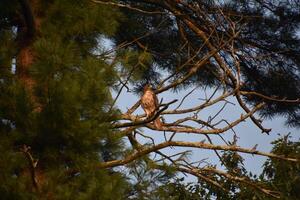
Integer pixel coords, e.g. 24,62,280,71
141,85,163,128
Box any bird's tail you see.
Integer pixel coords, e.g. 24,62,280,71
154,117,163,129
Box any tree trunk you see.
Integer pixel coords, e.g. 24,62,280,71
16,0,41,111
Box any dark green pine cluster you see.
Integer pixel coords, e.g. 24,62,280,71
0,1,130,199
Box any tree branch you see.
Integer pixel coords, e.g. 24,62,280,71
20,145,39,191
98,140,298,169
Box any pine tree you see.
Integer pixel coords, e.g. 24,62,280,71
0,1,130,199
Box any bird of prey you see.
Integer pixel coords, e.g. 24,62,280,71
141,84,163,129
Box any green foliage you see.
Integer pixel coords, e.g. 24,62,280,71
116,49,153,83
124,159,177,200
0,0,130,199
153,178,204,200
261,135,300,200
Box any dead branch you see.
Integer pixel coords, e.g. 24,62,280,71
91,0,166,14
20,145,39,191
98,140,298,169
240,91,300,104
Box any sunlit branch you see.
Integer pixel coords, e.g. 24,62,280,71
144,102,265,135
98,140,298,169
113,99,177,128
163,89,234,115
199,167,281,198
20,145,39,191
240,91,300,104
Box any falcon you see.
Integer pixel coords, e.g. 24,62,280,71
141,84,163,129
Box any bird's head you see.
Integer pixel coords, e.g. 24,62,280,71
143,84,152,92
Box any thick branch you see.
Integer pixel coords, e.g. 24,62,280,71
98,140,298,168
113,99,177,128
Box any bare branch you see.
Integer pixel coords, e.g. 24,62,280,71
240,91,300,104
98,140,298,169
20,145,39,191
91,0,166,14
199,167,281,198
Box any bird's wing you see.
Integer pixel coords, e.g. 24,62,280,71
152,90,159,110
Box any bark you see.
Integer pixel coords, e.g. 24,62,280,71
16,0,41,110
